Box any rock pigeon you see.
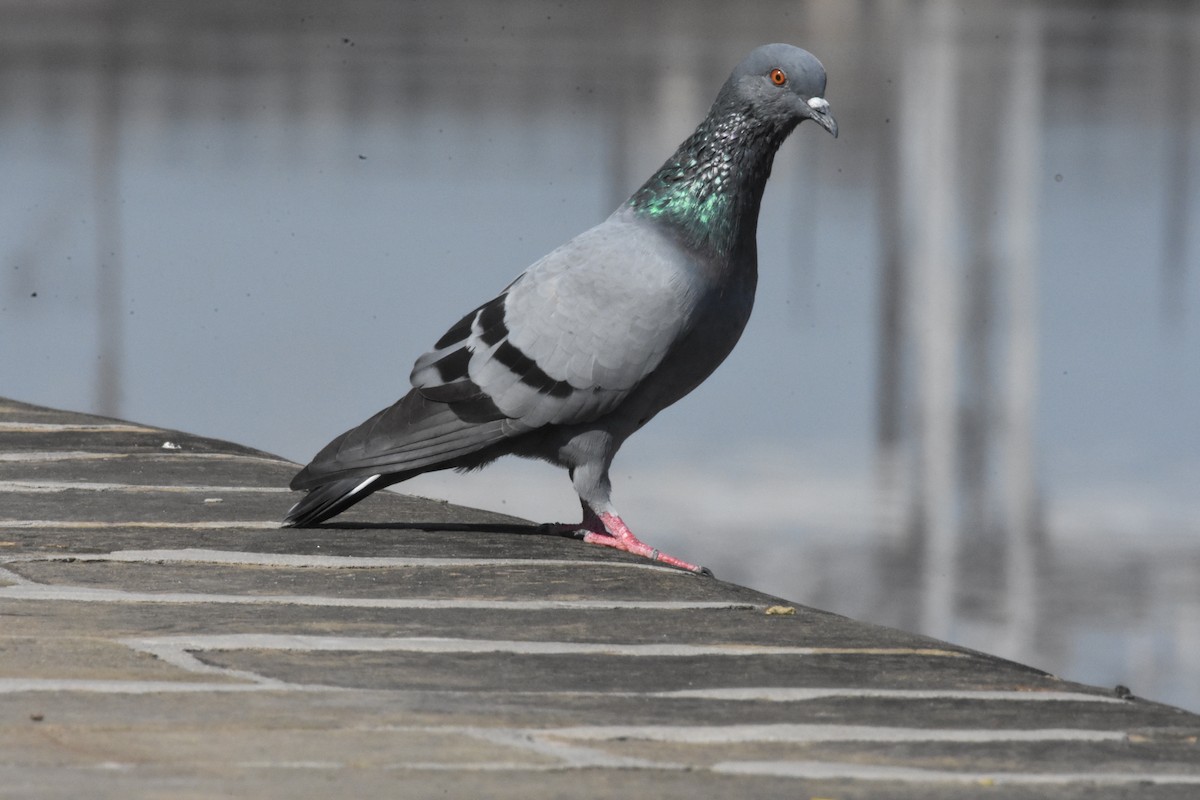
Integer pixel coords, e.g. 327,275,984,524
284,43,837,574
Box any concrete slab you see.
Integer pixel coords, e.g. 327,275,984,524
1,397,1198,798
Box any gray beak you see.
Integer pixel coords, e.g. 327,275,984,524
806,96,838,139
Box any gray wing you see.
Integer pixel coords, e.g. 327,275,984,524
411,214,699,429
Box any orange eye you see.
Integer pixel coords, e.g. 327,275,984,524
770,68,787,86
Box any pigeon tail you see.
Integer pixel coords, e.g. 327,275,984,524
291,390,512,489
282,474,383,527
285,389,517,525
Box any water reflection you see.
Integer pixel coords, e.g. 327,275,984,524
1,1,1197,711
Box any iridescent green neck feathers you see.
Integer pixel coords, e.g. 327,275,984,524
628,105,793,259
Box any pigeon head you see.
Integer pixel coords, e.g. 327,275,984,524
723,43,838,138
629,43,837,258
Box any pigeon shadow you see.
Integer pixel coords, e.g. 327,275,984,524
308,520,714,577
311,520,580,539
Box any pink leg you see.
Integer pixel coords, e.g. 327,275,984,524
549,510,710,575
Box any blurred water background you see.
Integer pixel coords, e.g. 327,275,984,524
2,1,1198,711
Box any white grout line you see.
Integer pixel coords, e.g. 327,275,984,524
461,726,675,770
103,634,962,696
236,760,346,770
118,634,965,660
0,520,282,529
0,422,156,433
711,760,1200,785
0,582,756,611
17,748,1193,785
0,566,33,585
651,687,1126,704
542,723,1127,744
172,754,1200,785
121,639,289,686
0,678,339,694
0,451,128,463
0,480,291,494
4,548,678,572
382,762,577,772
0,450,286,464
368,725,1200,785
0,677,1121,708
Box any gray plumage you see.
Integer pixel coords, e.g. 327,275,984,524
285,44,837,572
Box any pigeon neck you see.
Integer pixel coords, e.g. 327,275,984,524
628,103,793,260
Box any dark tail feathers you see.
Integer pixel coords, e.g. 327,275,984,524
281,474,382,527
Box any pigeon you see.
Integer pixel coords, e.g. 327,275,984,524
284,43,837,574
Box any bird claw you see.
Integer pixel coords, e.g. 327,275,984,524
582,514,711,576
539,514,712,576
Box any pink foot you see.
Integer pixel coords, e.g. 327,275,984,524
553,512,710,575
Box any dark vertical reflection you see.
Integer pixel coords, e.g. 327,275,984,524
997,5,1044,664
94,0,125,417
957,18,1002,596
867,0,918,634
871,0,907,461
1161,24,1192,330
